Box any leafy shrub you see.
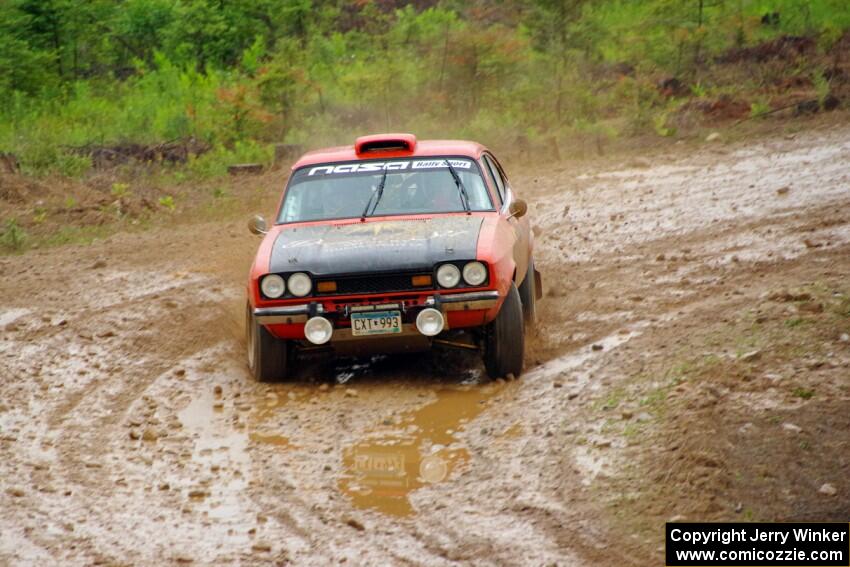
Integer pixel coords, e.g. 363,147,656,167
111,183,131,197
0,219,27,251
653,112,676,137
813,70,831,107
158,195,176,211
32,207,48,224
750,100,771,119
186,140,273,178
0,0,848,181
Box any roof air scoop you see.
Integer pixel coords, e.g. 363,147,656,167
354,133,417,156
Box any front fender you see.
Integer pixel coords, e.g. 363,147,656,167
475,216,517,299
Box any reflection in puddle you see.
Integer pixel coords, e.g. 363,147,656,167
338,383,506,517
247,381,508,517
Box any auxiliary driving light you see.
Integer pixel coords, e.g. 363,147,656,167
304,316,333,345
416,308,444,337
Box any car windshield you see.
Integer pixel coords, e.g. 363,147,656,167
277,157,493,223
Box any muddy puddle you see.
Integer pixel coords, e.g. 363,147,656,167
264,383,509,516
179,364,518,517
336,383,510,516
178,387,253,524
174,327,648,519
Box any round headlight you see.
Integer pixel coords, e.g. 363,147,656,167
287,272,312,297
260,274,285,298
462,261,487,286
436,264,461,288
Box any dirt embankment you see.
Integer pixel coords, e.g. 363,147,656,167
1,124,849,565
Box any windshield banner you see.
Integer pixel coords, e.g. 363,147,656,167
303,159,473,178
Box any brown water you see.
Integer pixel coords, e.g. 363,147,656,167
337,383,508,516
247,381,510,516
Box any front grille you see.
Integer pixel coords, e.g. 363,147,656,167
317,272,432,295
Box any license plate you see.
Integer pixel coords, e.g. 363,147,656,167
350,310,402,336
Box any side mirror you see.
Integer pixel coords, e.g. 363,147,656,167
508,198,528,219
248,214,268,235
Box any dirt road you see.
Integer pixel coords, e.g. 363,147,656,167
1,126,849,565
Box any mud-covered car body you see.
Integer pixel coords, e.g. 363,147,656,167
246,133,540,380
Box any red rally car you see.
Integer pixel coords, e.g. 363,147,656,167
246,133,541,381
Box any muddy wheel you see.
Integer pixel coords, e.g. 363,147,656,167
246,304,291,382
483,283,524,379
518,258,537,324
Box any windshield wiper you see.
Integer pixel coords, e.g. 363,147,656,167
444,159,471,214
361,167,389,221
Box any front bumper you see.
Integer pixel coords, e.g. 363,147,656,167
253,290,500,325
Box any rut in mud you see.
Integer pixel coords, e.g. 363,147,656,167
1,125,849,565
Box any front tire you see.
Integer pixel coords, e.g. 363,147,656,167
483,283,524,379
246,305,291,382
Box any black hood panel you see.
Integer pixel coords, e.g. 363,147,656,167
269,216,483,276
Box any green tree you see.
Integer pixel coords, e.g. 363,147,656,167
0,2,54,96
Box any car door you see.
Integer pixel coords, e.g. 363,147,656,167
482,153,531,286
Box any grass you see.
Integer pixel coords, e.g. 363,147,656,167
111,183,130,198
0,219,27,252
0,222,120,254
792,387,815,400
41,225,118,248
595,387,627,411
158,195,176,212
639,387,668,411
